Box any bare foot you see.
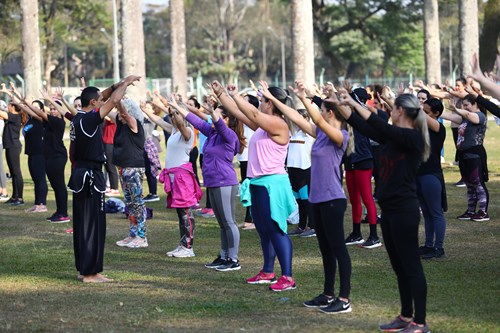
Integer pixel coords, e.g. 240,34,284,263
81,274,113,283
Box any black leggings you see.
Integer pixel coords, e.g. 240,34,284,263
5,146,23,199
28,154,48,205
46,156,68,215
143,151,157,195
190,146,200,186
239,161,252,222
311,199,351,298
199,154,211,209
104,143,119,190
381,203,427,325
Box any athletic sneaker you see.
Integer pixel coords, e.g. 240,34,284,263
471,210,490,222
216,259,241,272
166,246,182,257
49,214,71,223
303,294,334,308
0,194,9,201
345,232,364,245
205,256,226,269
3,197,16,204
419,246,434,256
360,236,382,249
246,270,277,284
269,275,296,292
65,228,73,234
400,322,431,333
126,237,148,248
455,180,466,188
171,246,195,258
320,297,352,314
379,315,412,332
299,228,316,238
201,208,215,218
116,236,134,247
456,210,475,220
288,227,305,236
11,199,24,206
422,247,445,260
143,194,160,202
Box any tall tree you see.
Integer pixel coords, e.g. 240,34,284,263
20,0,41,98
291,0,315,88
121,0,147,100
170,0,188,97
423,0,441,84
458,0,479,76
479,0,500,72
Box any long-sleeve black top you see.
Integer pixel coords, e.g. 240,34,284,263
347,111,424,212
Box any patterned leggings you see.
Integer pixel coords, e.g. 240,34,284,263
120,167,147,238
460,157,489,212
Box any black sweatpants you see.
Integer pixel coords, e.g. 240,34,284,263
28,154,48,205
73,176,106,276
311,199,351,298
143,150,157,195
46,156,68,215
5,146,23,199
380,202,427,325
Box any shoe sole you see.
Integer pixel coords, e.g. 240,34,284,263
216,266,241,272
270,285,296,292
457,217,472,220
346,240,364,246
205,265,223,269
172,254,195,258
299,234,317,238
247,279,277,285
143,198,160,202
379,327,408,332
303,302,332,308
320,306,352,314
472,218,490,222
49,220,71,224
360,242,383,249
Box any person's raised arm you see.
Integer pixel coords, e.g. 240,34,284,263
449,103,480,124
140,101,173,133
469,52,500,101
99,75,141,118
54,87,77,115
0,83,14,100
170,108,191,141
117,101,138,133
212,80,258,130
259,80,316,138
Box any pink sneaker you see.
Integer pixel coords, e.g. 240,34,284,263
65,228,73,234
201,208,215,218
246,270,277,284
269,275,296,292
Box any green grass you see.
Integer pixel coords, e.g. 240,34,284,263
0,123,499,332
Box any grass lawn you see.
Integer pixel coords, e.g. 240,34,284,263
0,122,499,333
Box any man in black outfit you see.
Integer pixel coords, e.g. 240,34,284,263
68,75,140,283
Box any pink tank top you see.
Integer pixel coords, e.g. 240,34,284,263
247,128,288,178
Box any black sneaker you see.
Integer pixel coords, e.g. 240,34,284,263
455,180,466,187
400,322,431,333
419,245,434,256
3,197,16,204
471,210,490,222
299,228,316,238
379,315,412,332
360,236,382,249
456,210,475,220
46,213,57,222
204,256,226,269
215,259,241,272
345,232,364,245
11,199,24,206
49,214,71,223
143,194,160,202
303,294,334,308
422,247,445,260
320,298,352,314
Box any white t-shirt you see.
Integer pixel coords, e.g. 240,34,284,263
286,129,314,169
236,124,254,162
165,127,194,169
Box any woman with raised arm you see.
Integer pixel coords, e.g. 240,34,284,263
141,99,201,258
263,79,353,313
417,98,447,260
213,80,297,292
37,90,70,223
169,96,244,271
441,95,489,222
338,92,431,333
15,98,48,213
0,84,27,205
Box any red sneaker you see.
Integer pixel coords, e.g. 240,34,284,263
269,275,296,292
246,270,277,284
65,228,74,234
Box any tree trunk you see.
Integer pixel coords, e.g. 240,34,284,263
423,0,441,84
170,0,188,98
20,0,42,98
458,0,479,77
479,0,500,72
291,0,315,89
121,0,147,101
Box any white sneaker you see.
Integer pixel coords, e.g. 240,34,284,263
166,245,182,257
126,237,148,248
116,236,134,247
172,246,195,258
